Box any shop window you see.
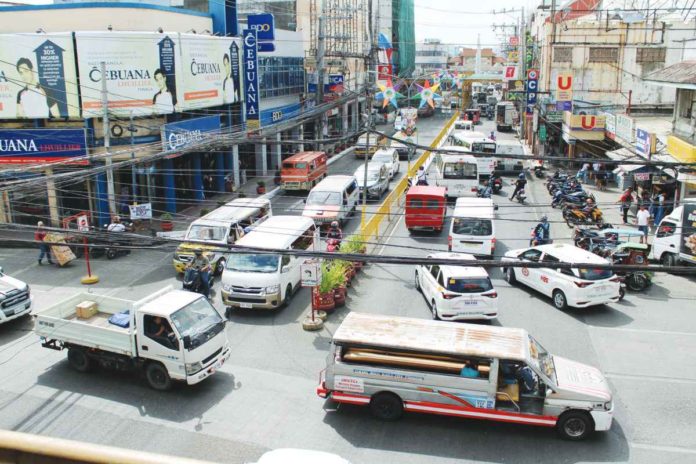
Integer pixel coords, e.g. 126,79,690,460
589,47,618,63
679,90,694,119
636,47,666,63
553,47,572,62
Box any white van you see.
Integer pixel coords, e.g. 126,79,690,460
173,198,272,274
318,312,614,441
448,197,496,257
448,131,496,181
495,140,526,173
502,243,621,310
0,266,31,325
221,216,319,310
433,147,479,198
302,175,359,226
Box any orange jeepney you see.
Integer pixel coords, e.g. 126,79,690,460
280,151,328,191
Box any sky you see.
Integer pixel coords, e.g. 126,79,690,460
414,0,539,52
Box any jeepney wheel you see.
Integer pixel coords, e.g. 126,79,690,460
552,290,568,310
67,347,92,373
626,273,648,292
414,271,421,292
557,411,594,441
215,258,226,276
369,392,404,421
430,301,440,320
145,362,172,391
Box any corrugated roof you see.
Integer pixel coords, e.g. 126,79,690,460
643,61,696,88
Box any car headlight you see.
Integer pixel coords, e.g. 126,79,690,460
222,284,232,292
185,362,202,375
265,285,280,294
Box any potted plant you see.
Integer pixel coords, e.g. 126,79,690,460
160,212,174,232
343,235,366,270
330,261,349,305
312,262,337,312
256,180,266,195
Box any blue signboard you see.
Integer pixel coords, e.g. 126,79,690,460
636,128,653,157
308,74,344,94
243,29,260,129
162,115,221,151
261,103,302,126
248,13,275,41
0,129,87,165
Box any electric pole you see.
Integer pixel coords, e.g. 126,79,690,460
361,0,376,228
101,61,116,216
316,0,327,150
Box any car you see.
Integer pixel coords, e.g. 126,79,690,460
371,148,400,179
502,243,621,310
354,162,389,199
0,265,32,325
415,252,498,321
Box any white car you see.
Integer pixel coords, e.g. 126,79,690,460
0,266,32,325
414,252,498,321
371,148,400,179
502,243,621,310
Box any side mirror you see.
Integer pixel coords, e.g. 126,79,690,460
182,335,191,350
281,266,291,274
343,199,348,206
302,199,306,204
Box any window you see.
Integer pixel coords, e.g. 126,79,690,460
409,199,423,208
446,277,493,294
636,47,666,63
281,255,291,267
437,272,445,287
578,267,613,281
346,181,357,195
291,227,315,250
258,56,304,99
425,199,441,209
144,315,178,351
553,47,572,62
520,249,542,262
679,90,694,119
589,47,618,63
541,253,560,264
656,221,677,238
452,218,492,236
443,162,477,180
430,265,440,279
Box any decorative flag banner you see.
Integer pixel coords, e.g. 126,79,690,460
414,80,440,109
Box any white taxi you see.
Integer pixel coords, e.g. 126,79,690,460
502,243,621,310
414,252,498,321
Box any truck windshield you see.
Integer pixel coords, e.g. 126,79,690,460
529,335,556,385
186,225,226,242
171,298,224,350
227,253,279,273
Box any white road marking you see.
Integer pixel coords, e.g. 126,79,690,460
630,442,696,455
606,372,696,385
588,325,696,337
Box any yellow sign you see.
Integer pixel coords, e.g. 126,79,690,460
247,120,261,131
667,135,696,163
508,51,519,63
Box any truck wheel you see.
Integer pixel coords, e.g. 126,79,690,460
557,411,594,441
145,362,172,391
414,271,421,292
369,392,404,421
661,253,676,268
67,347,92,373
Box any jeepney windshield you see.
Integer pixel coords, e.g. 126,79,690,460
529,335,556,385
171,298,224,350
186,225,227,242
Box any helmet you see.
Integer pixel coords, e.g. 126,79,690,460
194,248,203,256
518,173,525,179
330,221,339,229
540,215,548,223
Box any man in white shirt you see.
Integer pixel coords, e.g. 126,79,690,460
107,216,127,233
635,205,651,244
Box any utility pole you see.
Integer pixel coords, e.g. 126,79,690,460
316,0,327,150
128,111,137,204
361,0,376,229
520,7,527,138
101,61,116,216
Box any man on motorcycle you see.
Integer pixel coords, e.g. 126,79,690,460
107,215,127,232
532,216,551,246
187,248,211,298
478,180,492,198
582,198,601,222
510,173,527,201
326,221,343,249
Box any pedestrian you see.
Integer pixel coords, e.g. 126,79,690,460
592,161,601,182
416,166,428,186
653,188,666,226
577,162,590,183
596,168,607,191
618,187,634,224
635,204,651,244
35,221,54,265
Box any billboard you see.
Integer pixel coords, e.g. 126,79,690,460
178,35,242,110
162,115,221,151
0,128,87,164
76,32,181,117
681,203,696,262
0,33,80,119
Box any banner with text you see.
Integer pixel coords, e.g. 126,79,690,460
242,29,260,130
0,128,87,164
0,33,80,119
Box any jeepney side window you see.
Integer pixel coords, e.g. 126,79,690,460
409,199,423,208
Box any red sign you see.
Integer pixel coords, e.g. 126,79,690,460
504,66,518,80
522,267,530,277
540,275,549,283
527,69,539,80
378,64,393,81
581,116,597,130
509,36,519,46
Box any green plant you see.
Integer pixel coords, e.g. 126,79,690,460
160,212,173,222
257,180,266,187
217,200,226,207
319,261,343,293
343,235,365,254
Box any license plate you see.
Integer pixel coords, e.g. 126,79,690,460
5,309,15,317
461,241,481,246
239,302,253,309
458,311,481,316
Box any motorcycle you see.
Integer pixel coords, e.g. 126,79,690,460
552,190,593,209
183,267,214,296
533,165,546,179
490,175,503,194
529,229,553,247
548,181,583,196
104,222,133,260
514,188,527,204
326,238,341,252
563,206,603,227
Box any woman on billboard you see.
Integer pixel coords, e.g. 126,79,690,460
152,68,176,114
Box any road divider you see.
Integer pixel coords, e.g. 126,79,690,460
360,112,459,251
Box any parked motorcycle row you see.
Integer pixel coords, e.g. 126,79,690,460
546,171,604,227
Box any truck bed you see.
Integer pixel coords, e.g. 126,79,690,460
35,293,136,356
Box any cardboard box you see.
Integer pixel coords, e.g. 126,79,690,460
76,300,98,319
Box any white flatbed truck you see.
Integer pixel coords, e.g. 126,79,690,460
35,287,231,390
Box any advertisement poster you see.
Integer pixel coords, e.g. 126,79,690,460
0,128,87,164
178,35,242,110
0,33,80,119
76,32,181,117
681,204,696,260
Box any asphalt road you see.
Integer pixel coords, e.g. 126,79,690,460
0,114,694,464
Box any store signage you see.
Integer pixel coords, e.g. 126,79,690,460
508,80,525,92
616,114,634,143
128,203,153,220
636,127,656,157
247,13,275,41
634,172,651,181
539,124,547,142
243,29,260,130
162,115,221,151
504,66,518,80
377,64,393,81
260,103,301,126
509,36,519,46
546,111,563,123
308,74,344,94
605,112,616,139
301,259,322,287
526,69,539,114
0,128,87,164
556,73,573,103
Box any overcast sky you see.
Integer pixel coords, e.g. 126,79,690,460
414,0,538,52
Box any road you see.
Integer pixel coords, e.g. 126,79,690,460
0,113,694,463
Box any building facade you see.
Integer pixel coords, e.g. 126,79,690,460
415,38,448,75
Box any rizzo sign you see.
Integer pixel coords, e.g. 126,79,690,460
243,29,260,130
0,128,87,164
162,115,220,151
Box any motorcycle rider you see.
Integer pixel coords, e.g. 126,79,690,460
416,166,428,186
107,215,127,232
478,180,492,198
510,173,527,201
186,248,211,298
532,216,551,246
326,221,343,249
582,198,599,221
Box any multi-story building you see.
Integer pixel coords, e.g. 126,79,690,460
415,38,448,76
448,48,505,75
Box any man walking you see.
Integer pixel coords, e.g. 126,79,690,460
635,204,651,245
653,189,666,226
35,221,54,265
